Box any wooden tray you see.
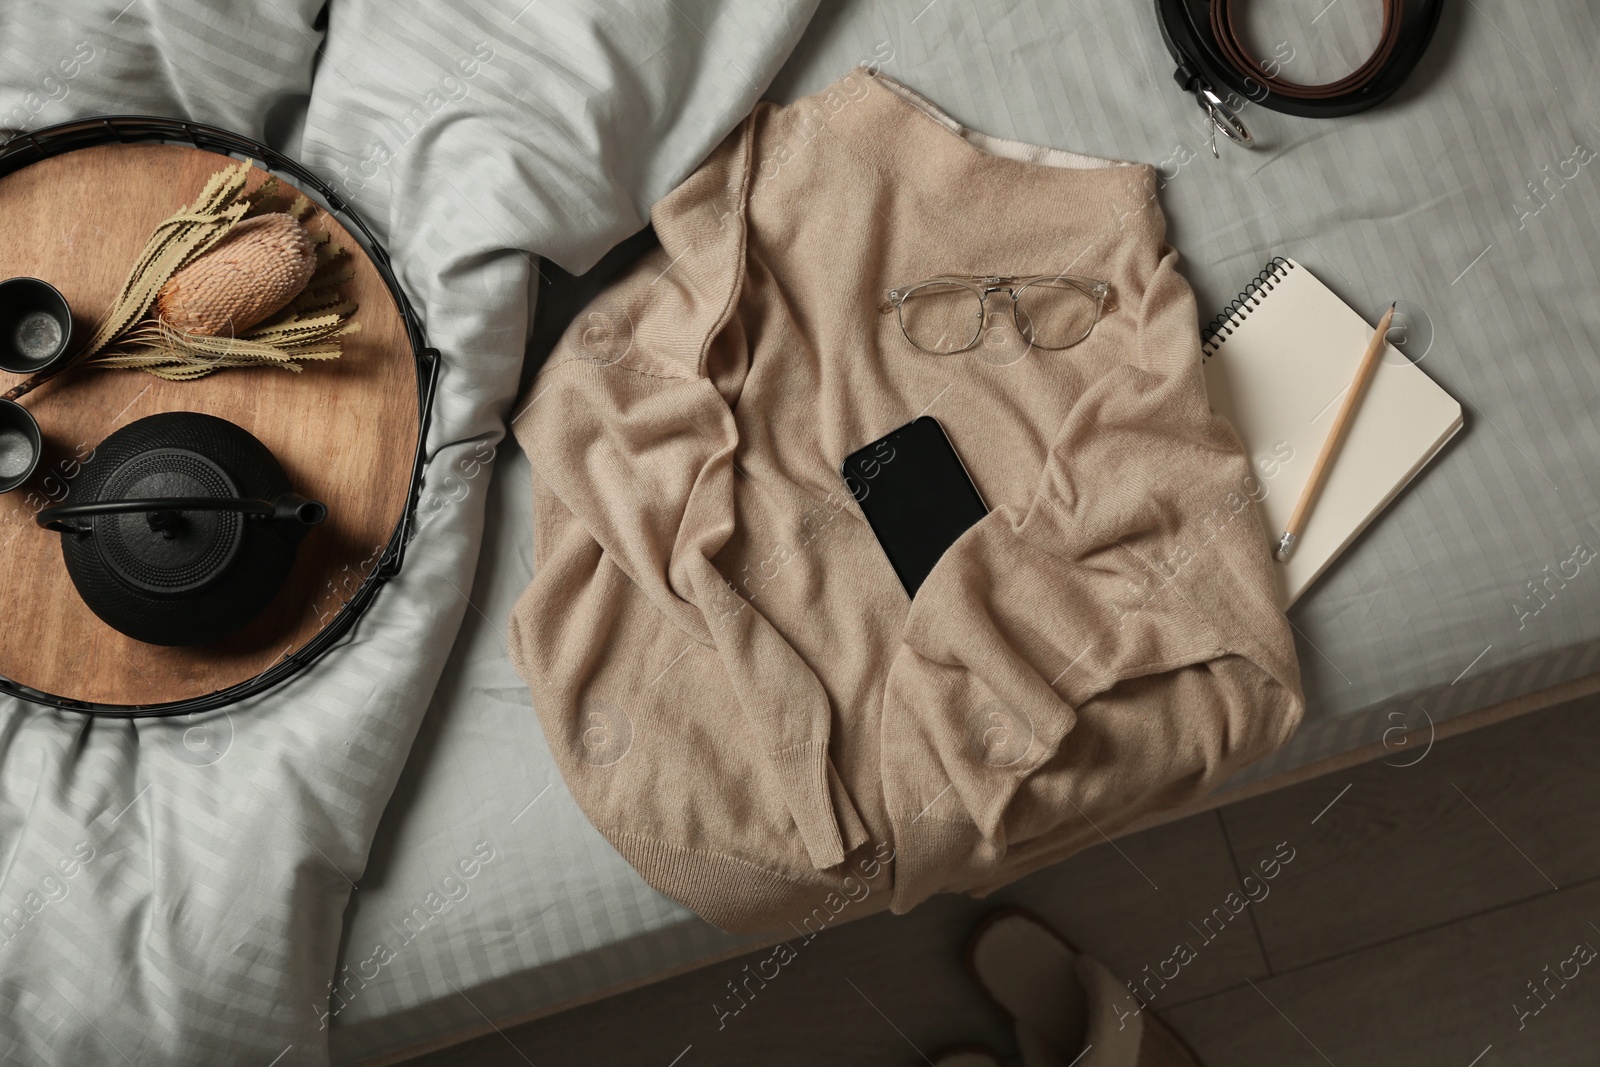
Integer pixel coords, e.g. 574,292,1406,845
0,143,420,707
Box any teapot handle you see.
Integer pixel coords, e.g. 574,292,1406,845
38,493,327,536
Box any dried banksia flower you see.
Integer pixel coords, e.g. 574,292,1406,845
154,212,316,336
0,160,360,398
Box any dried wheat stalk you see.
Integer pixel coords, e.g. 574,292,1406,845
2,158,359,400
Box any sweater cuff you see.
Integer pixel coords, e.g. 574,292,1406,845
773,740,869,870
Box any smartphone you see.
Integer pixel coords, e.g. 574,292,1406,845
840,416,989,597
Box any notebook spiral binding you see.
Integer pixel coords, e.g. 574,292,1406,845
1200,256,1295,358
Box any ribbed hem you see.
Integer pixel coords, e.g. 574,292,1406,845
608,829,849,935
887,812,981,915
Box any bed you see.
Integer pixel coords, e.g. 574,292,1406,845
327,1,1600,1062
3,1,1597,1064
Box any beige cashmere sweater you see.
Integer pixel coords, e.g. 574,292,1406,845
509,70,1304,934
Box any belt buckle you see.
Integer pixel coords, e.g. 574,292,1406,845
1195,82,1253,158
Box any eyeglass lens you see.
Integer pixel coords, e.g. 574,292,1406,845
895,282,984,354
1013,280,1100,350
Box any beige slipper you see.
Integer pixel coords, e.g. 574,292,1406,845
965,907,1205,1067
932,1045,1006,1067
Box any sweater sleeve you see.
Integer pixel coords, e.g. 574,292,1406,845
879,249,1305,912
511,118,867,874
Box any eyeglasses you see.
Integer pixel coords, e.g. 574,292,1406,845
880,274,1114,355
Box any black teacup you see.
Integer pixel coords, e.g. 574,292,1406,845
0,398,41,493
0,277,74,375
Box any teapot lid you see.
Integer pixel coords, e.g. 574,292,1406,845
94,447,245,595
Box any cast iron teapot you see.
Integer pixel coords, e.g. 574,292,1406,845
37,411,326,647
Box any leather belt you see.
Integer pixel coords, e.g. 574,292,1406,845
1155,0,1445,154
1211,0,1403,100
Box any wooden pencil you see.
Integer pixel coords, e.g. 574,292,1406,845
1274,302,1397,562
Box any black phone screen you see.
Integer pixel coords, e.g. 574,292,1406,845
840,416,989,597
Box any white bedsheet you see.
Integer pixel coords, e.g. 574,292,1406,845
0,1,815,1063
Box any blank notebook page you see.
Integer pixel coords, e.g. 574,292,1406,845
1201,258,1463,607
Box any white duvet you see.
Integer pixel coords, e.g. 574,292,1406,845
0,1,814,1062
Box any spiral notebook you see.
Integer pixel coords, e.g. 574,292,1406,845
1201,258,1463,607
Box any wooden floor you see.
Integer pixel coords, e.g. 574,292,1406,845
403,692,1600,1067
